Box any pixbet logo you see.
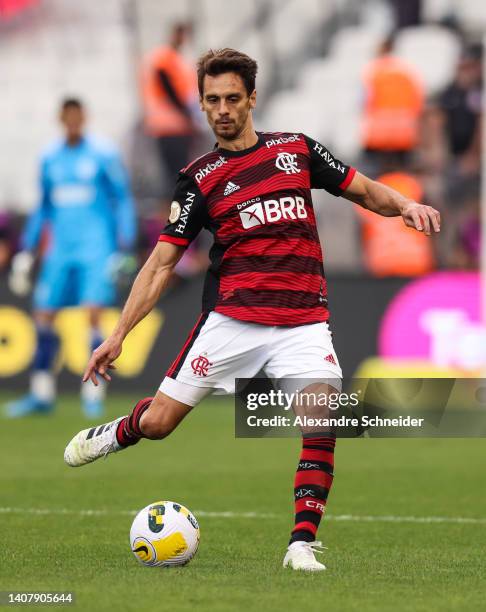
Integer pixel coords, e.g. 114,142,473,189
238,195,307,229
266,134,300,148
195,156,227,183
275,152,301,175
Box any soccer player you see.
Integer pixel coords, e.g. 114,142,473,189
64,50,440,570
6,98,136,419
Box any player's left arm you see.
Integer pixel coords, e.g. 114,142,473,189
341,171,440,235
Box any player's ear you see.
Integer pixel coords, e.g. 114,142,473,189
249,89,256,109
199,95,205,112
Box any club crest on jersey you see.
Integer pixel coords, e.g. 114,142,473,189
169,201,181,223
239,196,307,230
191,353,213,377
275,152,301,175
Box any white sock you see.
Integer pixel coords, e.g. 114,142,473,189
81,379,105,403
30,371,56,403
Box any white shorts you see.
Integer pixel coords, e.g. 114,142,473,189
159,312,342,406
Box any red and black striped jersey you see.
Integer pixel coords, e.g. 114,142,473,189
159,131,356,326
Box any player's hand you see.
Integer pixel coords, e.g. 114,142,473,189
8,251,34,296
400,202,441,236
82,335,123,386
108,252,137,287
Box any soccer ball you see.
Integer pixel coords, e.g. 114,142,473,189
130,501,200,567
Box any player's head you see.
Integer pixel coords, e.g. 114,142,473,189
169,22,192,50
197,48,258,141
59,98,85,143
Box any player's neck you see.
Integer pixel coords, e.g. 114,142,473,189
216,124,258,152
66,135,83,147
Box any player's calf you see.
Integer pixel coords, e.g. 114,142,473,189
138,393,192,439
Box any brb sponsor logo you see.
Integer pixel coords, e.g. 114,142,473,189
266,134,300,148
195,156,227,184
275,152,301,175
238,195,307,229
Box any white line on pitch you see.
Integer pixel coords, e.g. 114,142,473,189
1,507,486,524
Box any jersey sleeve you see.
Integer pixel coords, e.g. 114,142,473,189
21,157,52,251
303,135,356,196
101,150,137,251
159,172,206,247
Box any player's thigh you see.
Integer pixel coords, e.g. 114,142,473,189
160,312,271,403
139,391,194,439
33,257,72,309
264,321,342,386
264,322,342,434
79,258,115,307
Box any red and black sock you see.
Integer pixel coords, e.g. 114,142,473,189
115,397,153,448
289,433,336,544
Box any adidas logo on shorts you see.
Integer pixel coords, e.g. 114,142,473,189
324,354,336,365
224,181,240,196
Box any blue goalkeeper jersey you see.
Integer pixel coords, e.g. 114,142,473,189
22,135,136,259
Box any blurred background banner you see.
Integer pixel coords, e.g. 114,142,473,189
0,0,483,392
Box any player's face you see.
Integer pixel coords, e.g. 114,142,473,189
200,72,256,140
60,107,85,142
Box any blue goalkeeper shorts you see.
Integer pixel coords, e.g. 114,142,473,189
33,254,116,310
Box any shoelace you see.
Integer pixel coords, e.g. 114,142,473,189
102,442,117,460
298,541,327,558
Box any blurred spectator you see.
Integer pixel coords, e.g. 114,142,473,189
356,171,435,276
361,35,424,175
448,192,480,270
0,211,17,273
423,44,482,184
140,23,199,195
388,0,421,29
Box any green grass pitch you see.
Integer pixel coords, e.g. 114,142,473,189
1,393,485,611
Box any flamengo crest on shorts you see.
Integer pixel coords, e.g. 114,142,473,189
158,132,356,327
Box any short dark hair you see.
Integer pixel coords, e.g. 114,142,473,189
60,97,83,112
197,48,258,97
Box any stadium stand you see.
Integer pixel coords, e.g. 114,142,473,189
0,0,482,272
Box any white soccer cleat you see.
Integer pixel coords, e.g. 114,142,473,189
283,541,327,572
64,417,126,467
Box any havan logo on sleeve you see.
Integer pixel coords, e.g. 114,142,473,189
174,192,196,234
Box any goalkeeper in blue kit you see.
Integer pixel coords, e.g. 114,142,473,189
6,98,136,418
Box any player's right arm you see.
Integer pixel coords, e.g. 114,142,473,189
83,171,207,385
9,157,51,296
83,241,184,385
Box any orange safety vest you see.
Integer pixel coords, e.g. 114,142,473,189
141,46,197,137
362,55,424,151
356,172,435,276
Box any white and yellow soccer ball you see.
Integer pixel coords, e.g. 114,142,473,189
130,501,200,567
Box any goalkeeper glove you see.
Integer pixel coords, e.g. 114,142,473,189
8,251,34,297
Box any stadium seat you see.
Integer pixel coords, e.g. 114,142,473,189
454,0,486,32
394,26,461,94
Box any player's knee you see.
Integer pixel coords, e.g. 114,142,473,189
139,406,179,440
